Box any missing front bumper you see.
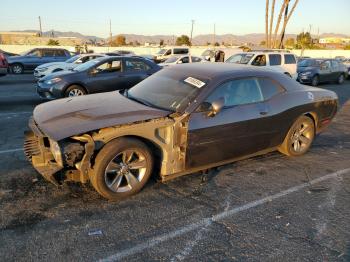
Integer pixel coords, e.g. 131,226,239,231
24,130,63,185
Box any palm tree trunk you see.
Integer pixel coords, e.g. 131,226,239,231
272,0,288,48
265,0,269,48
268,0,276,48
279,0,300,47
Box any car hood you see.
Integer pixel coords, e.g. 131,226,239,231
297,66,316,73
37,62,67,69
33,91,171,141
39,69,77,81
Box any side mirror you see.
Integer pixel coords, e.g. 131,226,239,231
208,98,225,117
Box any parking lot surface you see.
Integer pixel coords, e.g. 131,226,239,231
0,74,349,261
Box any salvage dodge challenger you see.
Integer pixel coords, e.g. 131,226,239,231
24,63,338,200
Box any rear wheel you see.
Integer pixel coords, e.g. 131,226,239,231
311,75,319,86
11,63,23,74
91,138,153,201
278,116,315,156
337,74,345,85
64,85,87,97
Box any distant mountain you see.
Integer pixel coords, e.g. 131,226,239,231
9,30,350,46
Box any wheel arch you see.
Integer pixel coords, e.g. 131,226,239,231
303,112,318,132
93,135,164,179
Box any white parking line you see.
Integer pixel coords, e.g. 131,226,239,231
99,168,350,262
0,111,31,117
0,148,23,154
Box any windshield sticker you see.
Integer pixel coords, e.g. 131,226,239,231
184,77,206,88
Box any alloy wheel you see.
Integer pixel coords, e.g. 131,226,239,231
104,149,147,193
68,89,85,96
290,121,313,153
12,65,23,74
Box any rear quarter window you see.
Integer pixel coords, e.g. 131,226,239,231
284,54,296,64
269,54,282,66
258,78,285,100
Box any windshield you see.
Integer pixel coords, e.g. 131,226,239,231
157,49,167,55
20,49,35,56
65,55,80,63
164,56,180,63
226,53,254,64
74,59,101,72
127,70,206,112
202,50,214,56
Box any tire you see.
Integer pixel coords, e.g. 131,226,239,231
278,116,315,157
284,72,292,78
90,138,153,201
337,74,345,85
311,75,319,86
64,85,87,97
11,63,23,74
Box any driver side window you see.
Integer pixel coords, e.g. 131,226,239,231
205,78,263,107
251,55,266,66
95,60,121,73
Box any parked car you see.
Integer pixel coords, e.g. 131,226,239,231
201,49,225,62
0,52,9,77
34,53,106,79
37,56,161,99
159,55,205,67
8,48,71,74
297,58,347,86
226,51,297,78
154,47,189,63
25,63,338,200
343,58,350,79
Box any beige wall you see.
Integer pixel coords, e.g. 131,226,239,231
1,44,350,58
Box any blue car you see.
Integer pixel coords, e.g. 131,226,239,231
37,56,161,99
8,48,71,74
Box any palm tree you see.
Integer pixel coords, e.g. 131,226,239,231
265,0,270,47
268,0,276,48
278,0,300,47
272,0,288,48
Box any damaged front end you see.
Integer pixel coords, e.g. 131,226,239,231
24,117,94,185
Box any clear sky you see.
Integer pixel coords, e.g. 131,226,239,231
0,0,349,37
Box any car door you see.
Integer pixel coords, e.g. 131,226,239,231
122,58,153,89
283,54,297,75
319,60,332,82
25,49,42,70
186,77,268,169
54,49,69,62
41,49,56,65
330,60,341,80
84,58,124,93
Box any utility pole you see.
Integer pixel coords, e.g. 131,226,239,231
190,19,195,46
38,16,42,37
109,19,112,51
213,23,216,47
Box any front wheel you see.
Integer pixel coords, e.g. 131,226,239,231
278,116,315,157
91,138,153,201
311,75,319,86
64,85,87,97
11,63,23,74
337,74,345,85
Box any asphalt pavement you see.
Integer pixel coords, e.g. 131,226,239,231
0,73,349,261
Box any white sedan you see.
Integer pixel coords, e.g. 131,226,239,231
159,55,206,67
34,53,105,79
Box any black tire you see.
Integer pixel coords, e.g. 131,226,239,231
11,63,23,74
337,74,345,85
64,85,87,97
90,138,153,201
284,72,292,78
311,75,319,86
278,116,315,157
